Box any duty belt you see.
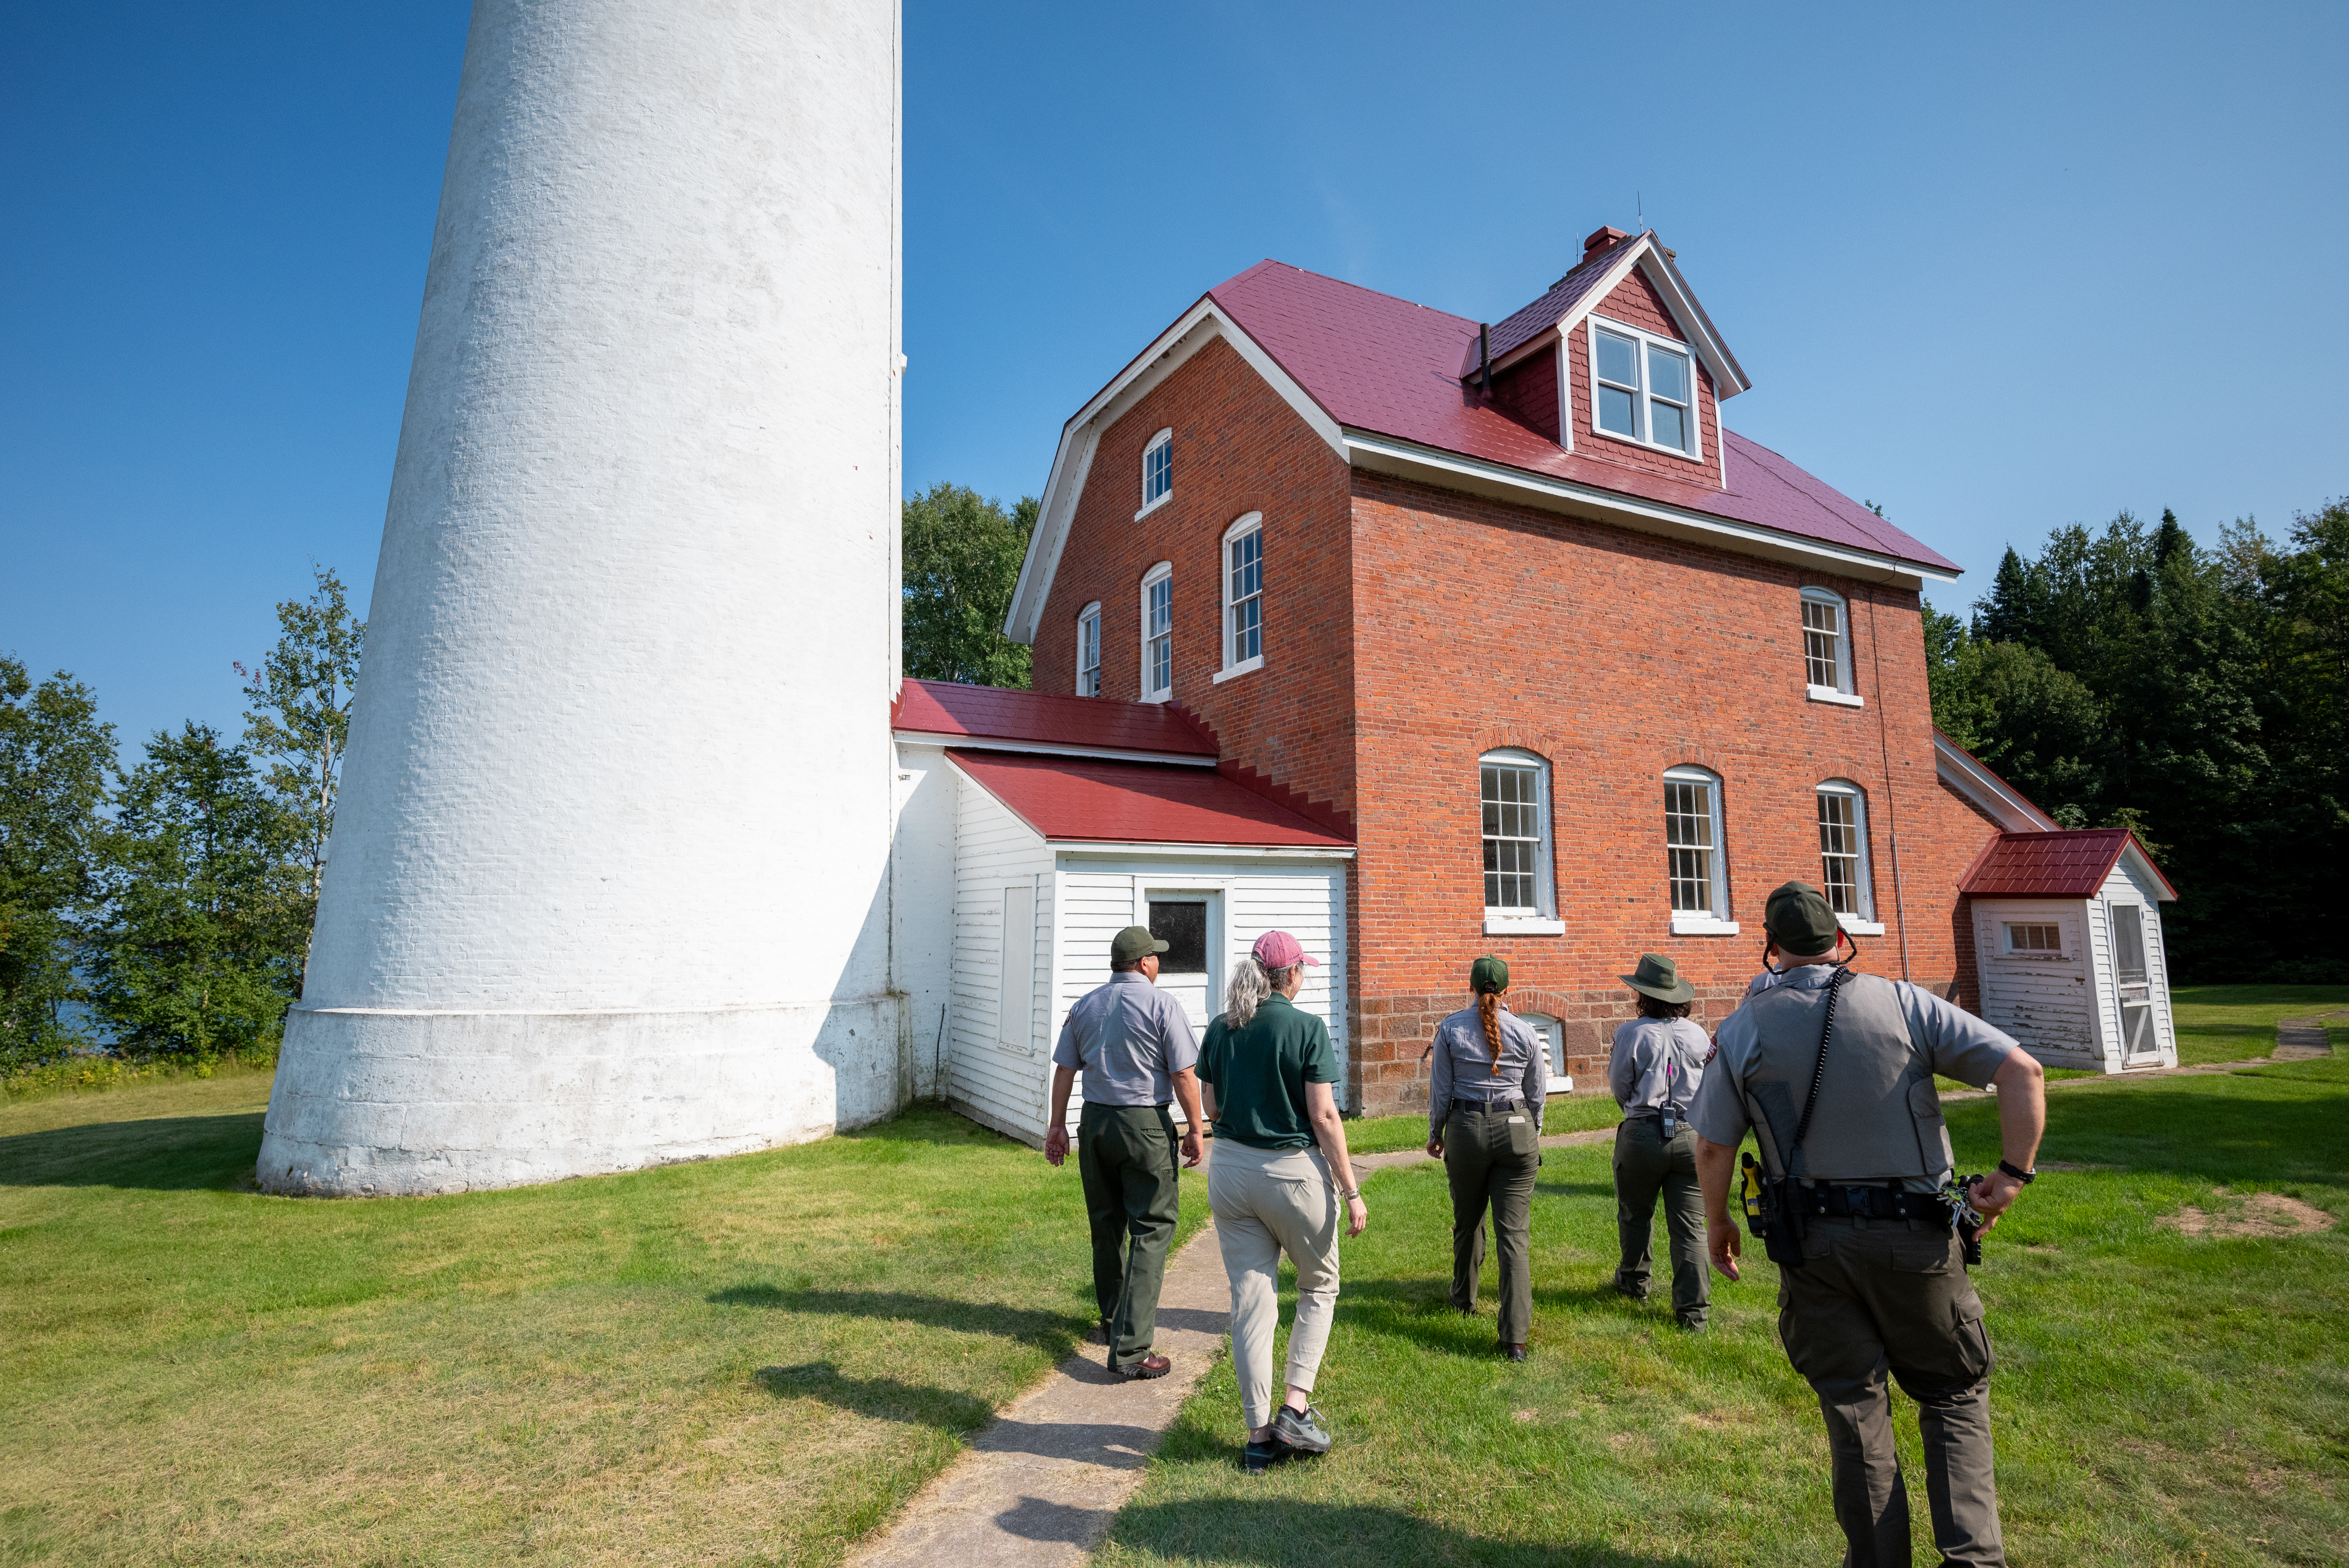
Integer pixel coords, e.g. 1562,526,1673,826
1800,1183,1950,1222
1451,1096,1526,1114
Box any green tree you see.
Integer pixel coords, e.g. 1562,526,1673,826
236,566,364,990
86,725,303,1061
901,483,1037,687
0,660,116,1068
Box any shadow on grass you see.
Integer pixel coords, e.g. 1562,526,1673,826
0,1113,263,1190
755,1361,1176,1464
711,1285,1122,1350
1535,1180,1615,1199
1074,1498,1699,1566
1951,1068,2349,1186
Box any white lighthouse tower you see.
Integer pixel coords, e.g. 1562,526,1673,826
259,0,906,1194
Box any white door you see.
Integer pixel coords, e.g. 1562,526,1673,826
2108,903,2160,1064
1146,891,1219,1125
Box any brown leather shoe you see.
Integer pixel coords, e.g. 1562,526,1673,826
1114,1353,1172,1380
1503,1343,1530,1363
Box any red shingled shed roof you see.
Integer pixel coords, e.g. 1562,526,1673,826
892,678,1214,759
1202,260,1959,577
948,750,1350,849
1958,829,2178,900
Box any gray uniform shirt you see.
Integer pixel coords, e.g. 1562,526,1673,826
1609,1017,1713,1113
1428,1006,1547,1140
1690,964,2019,1190
1051,971,1200,1107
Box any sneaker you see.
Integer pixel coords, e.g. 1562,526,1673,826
1271,1402,1332,1455
1241,1438,1288,1474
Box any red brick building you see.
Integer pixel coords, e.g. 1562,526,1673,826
992,226,2140,1117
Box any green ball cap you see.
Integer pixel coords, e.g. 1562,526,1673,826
1470,954,1509,994
1112,924,1171,964
1764,881,1842,954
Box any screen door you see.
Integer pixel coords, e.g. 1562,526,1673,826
2110,903,2157,1061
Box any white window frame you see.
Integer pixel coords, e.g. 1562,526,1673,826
1481,748,1562,934
1664,765,1737,934
1816,780,1885,933
1075,602,1102,697
2001,920,2068,959
1137,428,1173,519
1585,316,1703,463
1800,586,1862,705
1215,513,1265,684
1139,562,1173,702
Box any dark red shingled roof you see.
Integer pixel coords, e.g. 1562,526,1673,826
892,678,1215,758
948,750,1351,848
1203,260,1959,576
1958,829,2178,900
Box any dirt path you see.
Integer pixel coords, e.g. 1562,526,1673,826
845,1126,1612,1568
2272,1011,2346,1061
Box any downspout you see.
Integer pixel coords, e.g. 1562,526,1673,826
1863,585,1912,981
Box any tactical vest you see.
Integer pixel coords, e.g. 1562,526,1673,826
1733,971,1953,1183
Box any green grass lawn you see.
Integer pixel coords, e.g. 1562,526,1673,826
0,1082,1204,1567
2172,984,2349,1066
1108,1058,2349,1567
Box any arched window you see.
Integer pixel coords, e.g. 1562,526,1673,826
1075,602,1102,696
1481,749,1558,931
1815,780,1876,924
1663,765,1733,930
1800,586,1859,702
1139,562,1173,701
1217,513,1264,681
1140,428,1173,515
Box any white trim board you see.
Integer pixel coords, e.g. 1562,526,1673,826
1932,733,2058,831
1347,431,1954,588
895,732,1217,767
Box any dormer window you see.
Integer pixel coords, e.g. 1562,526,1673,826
1588,319,1699,459
1139,428,1173,517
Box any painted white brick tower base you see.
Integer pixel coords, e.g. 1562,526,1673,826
259,0,905,1195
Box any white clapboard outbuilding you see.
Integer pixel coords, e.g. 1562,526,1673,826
891,680,1353,1145
1958,828,2180,1072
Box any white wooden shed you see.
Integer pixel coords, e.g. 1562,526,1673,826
1959,828,2180,1073
889,680,1353,1145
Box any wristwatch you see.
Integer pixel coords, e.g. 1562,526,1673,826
1997,1159,2036,1185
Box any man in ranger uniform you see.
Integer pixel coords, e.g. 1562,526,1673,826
1693,882,2046,1568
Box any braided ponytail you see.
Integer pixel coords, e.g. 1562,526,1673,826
1478,990,1503,1065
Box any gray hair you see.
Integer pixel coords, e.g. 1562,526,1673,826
1224,956,1300,1029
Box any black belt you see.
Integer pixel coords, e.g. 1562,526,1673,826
1800,1184,1951,1222
1450,1096,1525,1113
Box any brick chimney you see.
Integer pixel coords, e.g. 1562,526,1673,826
1582,225,1630,261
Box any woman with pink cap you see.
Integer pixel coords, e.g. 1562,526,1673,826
1198,929,1367,1474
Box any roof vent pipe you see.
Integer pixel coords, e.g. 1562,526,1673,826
1479,324,1491,394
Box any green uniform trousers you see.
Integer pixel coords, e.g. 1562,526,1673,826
1612,1115,1710,1326
1442,1105,1539,1345
1777,1215,2004,1568
1076,1102,1181,1370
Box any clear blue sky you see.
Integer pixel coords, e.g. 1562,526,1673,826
5,1,2342,759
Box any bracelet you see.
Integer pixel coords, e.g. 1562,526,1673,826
1997,1159,2036,1185
1341,1187,1361,1200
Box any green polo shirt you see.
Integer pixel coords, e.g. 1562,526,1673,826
1199,993,1340,1151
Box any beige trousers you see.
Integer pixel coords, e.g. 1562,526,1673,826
1207,1138,1341,1430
